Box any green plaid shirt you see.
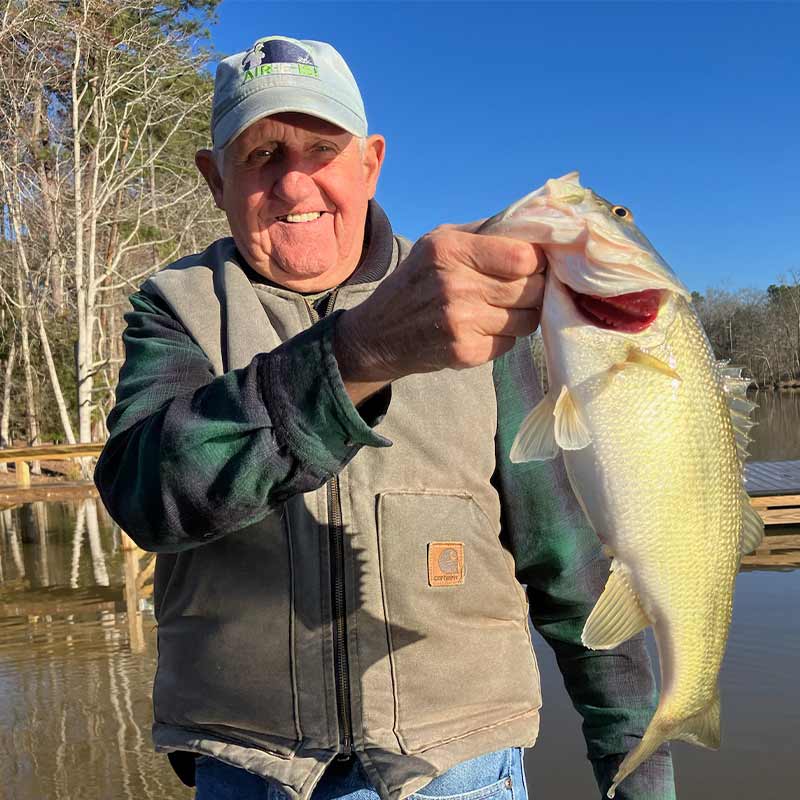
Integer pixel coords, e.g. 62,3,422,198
96,215,675,800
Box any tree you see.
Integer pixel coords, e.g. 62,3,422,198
0,0,226,452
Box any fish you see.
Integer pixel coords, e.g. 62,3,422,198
481,172,764,797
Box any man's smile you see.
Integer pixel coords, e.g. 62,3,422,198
274,211,328,223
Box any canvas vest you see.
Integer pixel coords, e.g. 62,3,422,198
143,237,542,800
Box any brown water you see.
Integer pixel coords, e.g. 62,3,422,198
1,393,798,799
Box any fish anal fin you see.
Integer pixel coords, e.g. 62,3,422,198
674,691,721,750
581,561,651,650
741,495,765,555
606,692,720,798
553,385,591,450
510,393,559,463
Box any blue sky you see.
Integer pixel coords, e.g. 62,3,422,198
207,1,799,294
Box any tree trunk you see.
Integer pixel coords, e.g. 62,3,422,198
35,308,77,444
14,257,41,472
0,341,15,472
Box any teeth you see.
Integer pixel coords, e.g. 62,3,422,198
281,212,323,223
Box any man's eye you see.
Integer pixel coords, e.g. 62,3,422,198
251,149,274,161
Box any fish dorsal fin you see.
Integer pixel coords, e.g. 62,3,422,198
554,385,592,450
510,393,559,463
611,348,681,381
581,560,651,650
717,362,765,554
741,492,765,555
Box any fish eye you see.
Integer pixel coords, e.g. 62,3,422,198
611,205,632,219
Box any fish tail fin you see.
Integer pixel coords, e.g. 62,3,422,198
606,691,720,798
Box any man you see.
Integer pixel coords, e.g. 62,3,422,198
95,35,675,800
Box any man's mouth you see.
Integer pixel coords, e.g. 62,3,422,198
275,212,325,223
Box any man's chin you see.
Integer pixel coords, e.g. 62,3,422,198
249,254,345,292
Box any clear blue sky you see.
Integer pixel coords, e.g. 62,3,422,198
207,1,799,294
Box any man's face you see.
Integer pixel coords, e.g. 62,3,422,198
197,112,385,291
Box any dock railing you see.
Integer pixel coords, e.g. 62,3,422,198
0,443,105,488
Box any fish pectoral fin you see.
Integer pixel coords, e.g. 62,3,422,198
581,562,650,650
510,393,559,463
553,385,592,450
610,348,681,381
674,690,721,750
741,494,765,555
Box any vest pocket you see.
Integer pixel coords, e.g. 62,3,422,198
376,490,540,754
153,520,301,752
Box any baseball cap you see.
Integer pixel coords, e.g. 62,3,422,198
211,36,368,149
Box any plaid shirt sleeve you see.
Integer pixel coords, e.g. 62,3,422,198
94,290,392,552
491,335,676,799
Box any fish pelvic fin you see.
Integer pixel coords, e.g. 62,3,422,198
509,393,559,463
606,691,721,798
554,385,592,450
581,560,651,650
610,348,681,382
741,493,765,555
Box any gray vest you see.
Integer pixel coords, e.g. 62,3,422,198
143,238,542,800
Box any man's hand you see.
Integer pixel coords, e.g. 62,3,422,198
334,224,547,405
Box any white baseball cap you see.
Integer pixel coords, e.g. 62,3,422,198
211,35,368,149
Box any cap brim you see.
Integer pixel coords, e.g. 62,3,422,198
214,84,367,148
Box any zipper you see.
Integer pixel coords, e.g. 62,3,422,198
306,290,353,757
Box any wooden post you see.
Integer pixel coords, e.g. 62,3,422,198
121,531,145,653
15,459,30,488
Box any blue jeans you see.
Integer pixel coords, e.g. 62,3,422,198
195,747,529,800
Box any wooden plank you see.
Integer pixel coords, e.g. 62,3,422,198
0,586,122,619
754,534,800,550
0,443,104,462
750,495,800,508
0,482,97,508
136,552,156,591
742,553,800,568
755,507,800,526
122,532,145,653
16,459,30,489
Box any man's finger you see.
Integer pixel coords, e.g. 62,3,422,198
461,234,547,280
476,305,542,339
478,272,546,310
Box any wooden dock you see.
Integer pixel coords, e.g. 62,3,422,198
745,460,800,526
0,443,104,488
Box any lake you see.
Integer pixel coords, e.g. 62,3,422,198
1,391,798,799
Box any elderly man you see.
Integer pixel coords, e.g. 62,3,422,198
95,36,675,800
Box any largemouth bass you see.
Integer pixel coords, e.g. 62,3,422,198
482,173,764,797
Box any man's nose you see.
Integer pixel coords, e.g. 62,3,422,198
271,166,317,205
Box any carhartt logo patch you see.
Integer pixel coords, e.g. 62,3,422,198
428,542,465,586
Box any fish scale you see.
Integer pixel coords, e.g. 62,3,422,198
485,172,763,797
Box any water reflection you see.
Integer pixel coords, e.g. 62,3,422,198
1,499,798,800
749,389,800,461
0,499,185,800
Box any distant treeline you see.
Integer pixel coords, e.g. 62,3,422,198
692,279,800,388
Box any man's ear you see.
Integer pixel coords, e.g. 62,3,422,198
362,135,385,199
195,149,225,210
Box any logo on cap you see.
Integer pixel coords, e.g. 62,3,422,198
241,38,319,83
428,542,465,587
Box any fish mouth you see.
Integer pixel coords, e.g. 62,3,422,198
568,288,663,333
